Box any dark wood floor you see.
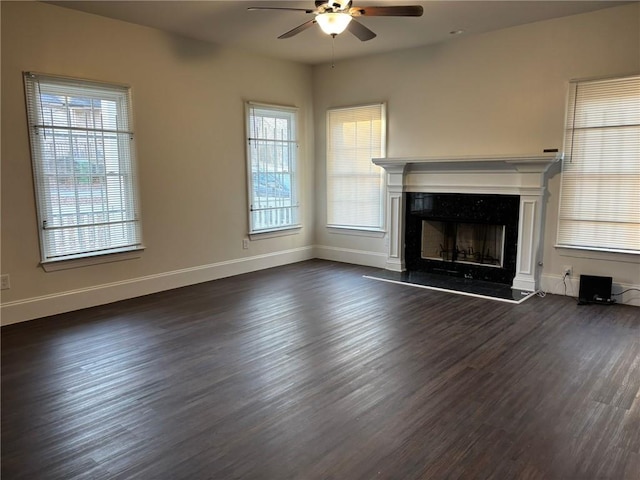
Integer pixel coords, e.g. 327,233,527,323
2,260,639,479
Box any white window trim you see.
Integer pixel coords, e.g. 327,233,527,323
556,73,640,255
326,102,387,233
245,101,301,235
327,226,386,238
24,72,144,269
41,248,144,272
249,226,302,241
555,246,640,264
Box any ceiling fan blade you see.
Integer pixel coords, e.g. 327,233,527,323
248,7,314,13
347,19,376,41
278,19,317,39
350,5,423,17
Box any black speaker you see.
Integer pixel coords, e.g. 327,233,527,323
578,275,614,305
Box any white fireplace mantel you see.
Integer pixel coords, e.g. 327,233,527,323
372,152,562,292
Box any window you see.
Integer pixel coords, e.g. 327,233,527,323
246,103,299,233
24,72,142,263
326,103,386,230
557,74,640,254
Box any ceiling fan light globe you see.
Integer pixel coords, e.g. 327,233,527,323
316,12,352,35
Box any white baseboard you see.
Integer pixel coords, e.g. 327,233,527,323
1,246,314,326
5,251,635,326
540,274,640,307
314,245,388,269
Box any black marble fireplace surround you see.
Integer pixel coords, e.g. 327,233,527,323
405,193,520,285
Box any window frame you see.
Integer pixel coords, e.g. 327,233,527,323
326,102,387,232
23,72,144,266
556,73,640,255
245,101,300,235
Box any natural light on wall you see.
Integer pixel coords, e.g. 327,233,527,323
557,74,640,254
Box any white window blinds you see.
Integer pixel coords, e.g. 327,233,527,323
557,74,640,254
24,72,142,262
246,103,299,233
326,103,386,230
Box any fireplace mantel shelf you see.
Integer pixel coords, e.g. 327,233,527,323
373,152,563,173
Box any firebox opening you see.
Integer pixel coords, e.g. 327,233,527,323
405,192,520,285
421,220,505,268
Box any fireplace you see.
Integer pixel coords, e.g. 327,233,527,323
372,153,562,292
405,192,519,284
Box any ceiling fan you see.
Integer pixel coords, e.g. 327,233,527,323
248,1,424,41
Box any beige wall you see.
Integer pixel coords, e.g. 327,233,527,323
313,3,640,301
2,2,639,323
1,1,315,322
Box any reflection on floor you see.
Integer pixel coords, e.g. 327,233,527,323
364,270,536,304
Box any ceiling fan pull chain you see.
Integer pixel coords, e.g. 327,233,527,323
331,34,336,68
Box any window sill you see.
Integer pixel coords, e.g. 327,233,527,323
327,226,386,238
249,226,301,241
555,245,640,263
41,247,145,272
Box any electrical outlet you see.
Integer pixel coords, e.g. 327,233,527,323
563,266,572,277
242,238,249,250
1,274,10,290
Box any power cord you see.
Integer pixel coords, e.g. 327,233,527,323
612,288,640,296
536,271,572,298
532,274,636,301
538,274,637,304
562,270,575,297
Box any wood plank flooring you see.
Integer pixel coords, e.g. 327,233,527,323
2,260,639,479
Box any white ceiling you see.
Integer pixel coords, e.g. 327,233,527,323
49,1,632,65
